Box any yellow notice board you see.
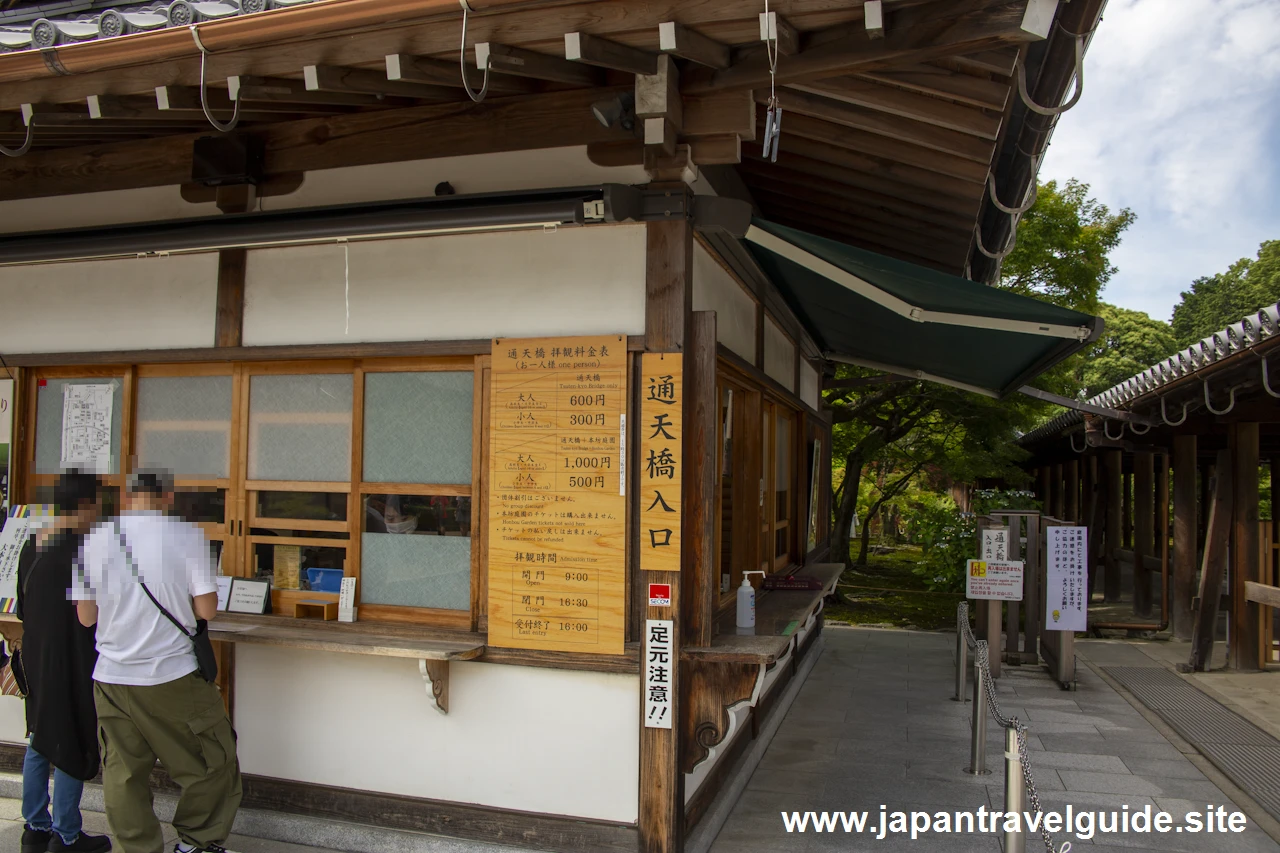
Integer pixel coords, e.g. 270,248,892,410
487,336,628,654
639,353,682,572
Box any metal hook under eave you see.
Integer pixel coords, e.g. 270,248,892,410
974,220,1017,261
0,118,33,157
1069,431,1086,453
190,25,241,133
1129,421,1151,435
1160,395,1188,426
1262,358,1280,399
1204,378,1236,415
988,157,1039,215
1103,419,1124,441
1017,36,1084,117
459,1,491,103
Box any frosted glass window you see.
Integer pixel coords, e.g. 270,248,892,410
363,372,472,484
136,376,232,479
361,493,472,610
248,374,352,482
35,377,124,474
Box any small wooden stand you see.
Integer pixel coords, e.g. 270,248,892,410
292,600,339,621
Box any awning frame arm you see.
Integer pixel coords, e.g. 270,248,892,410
1017,385,1157,426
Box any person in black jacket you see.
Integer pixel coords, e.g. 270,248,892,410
16,471,112,853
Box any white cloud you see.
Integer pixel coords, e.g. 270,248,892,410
1039,0,1280,322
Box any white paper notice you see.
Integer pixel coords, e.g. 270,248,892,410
644,619,674,729
981,527,1009,561
60,384,114,473
0,514,33,605
338,576,356,623
966,559,1024,601
1045,526,1089,632
227,578,271,614
215,576,233,611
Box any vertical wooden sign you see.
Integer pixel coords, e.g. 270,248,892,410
487,336,628,654
639,353,682,573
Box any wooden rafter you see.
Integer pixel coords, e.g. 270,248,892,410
384,53,536,95
658,22,730,70
788,76,1002,139
303,64,462,101
477,43,603,87
564,32,658,76
855,63,1011,111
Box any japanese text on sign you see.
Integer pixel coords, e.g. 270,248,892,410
1045,525,1088,632
966,559,1024,601
640,354,682,573
644,619,674,729
487,336,628,655
981,527,1009,561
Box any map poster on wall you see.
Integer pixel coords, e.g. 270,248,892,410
1045,525,1088,632
639,353,681,573
487,335,628,655
60,383,114,473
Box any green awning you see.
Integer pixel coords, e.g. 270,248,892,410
743,220,1102,397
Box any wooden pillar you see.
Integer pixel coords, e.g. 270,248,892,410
682,312,716,648
640,206,692,853
1133,451,1154,617
1158,452,1170,625
1084,455,1101,599
1172,435,1198,640
1038,466,1051,514
1065,459,1080,522
1200,461,1213,545
1053,463,1064,520
1190,450,1233,671
1104,450,1123,602
1230,422,1261,670
213,184,254,347
1122,469,1132,549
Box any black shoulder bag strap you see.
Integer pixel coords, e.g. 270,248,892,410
115,524,218,683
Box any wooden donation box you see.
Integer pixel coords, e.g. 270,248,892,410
487,336,628,655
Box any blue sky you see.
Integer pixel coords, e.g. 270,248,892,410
1037,0,1280,324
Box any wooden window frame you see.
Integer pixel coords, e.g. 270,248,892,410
20,355,486,631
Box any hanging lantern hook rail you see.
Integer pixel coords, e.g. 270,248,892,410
459,0,491,103
1103,419,1124,441
1203,378,1236,416
190,25,242,132
1160,395,1189,427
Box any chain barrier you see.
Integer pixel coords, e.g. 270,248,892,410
957,603,1072,853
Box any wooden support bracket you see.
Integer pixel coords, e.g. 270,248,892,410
303,64,460,101
476,42,603,87
420,659,449,715
565,32,659,76
759,11,800,56
679,658,762,773
658,21,730,70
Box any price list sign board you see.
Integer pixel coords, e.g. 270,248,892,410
1045,525,1088,632
487,336,628,655
639,353,682,573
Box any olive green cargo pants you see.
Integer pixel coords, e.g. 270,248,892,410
94,673,242,853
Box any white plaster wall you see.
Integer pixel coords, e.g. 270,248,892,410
0,695,24,744
242,225,646,346
693,244,756,363
0,254,218,353
233,645,640,823
800,361,820,412
763,317,796,391
0,147,648,234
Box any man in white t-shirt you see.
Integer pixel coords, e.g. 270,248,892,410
74,471,241,853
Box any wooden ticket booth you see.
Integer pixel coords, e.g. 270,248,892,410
0,0,1107,849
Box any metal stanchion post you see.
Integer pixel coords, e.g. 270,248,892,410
1004,726,1026,853
954,627,968,701
965,644,989,775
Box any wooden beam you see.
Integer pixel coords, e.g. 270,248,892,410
229,75,412,108
1173,435,1197,641
684,310,717,647
682,90,756,139
0,86,635,202
740,146,979,218
157,84,337,116
687,133,741,164
303,64,461,101
635,55,682,131
658,21,730,70
1230,421,1261,670
384,53,535,94
943,47,1020,77
1244,581,1280,609
1104,449,1122,602
565,32,658,76
1189,450,1232,672
759,11,800,56
773,87,995,163
856,63,1011,111
1133,450,1154,617
789,76,1003,139
683,0,1053,94
645,187,694,352
780,111,989,183
476,42,603,87
643,117,677,156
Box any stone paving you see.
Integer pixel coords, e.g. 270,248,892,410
709,625,1280,853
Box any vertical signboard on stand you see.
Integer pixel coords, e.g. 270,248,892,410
1045,526,1088,632
639,353,682,575
487,336,628,655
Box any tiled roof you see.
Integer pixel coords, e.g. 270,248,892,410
1022,302,1280,443
0,0,318,52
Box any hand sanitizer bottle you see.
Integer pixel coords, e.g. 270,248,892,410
736,571,766,632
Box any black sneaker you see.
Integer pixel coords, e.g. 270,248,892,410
21,827,51,853
48,834,111,853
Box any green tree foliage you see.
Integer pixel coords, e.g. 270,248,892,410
1170,241,1280,347
998,179,1136,315
1075,303,1178,398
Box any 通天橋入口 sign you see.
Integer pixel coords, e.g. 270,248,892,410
1045,525,1088,632
487,336,627,655
639,353,682,573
